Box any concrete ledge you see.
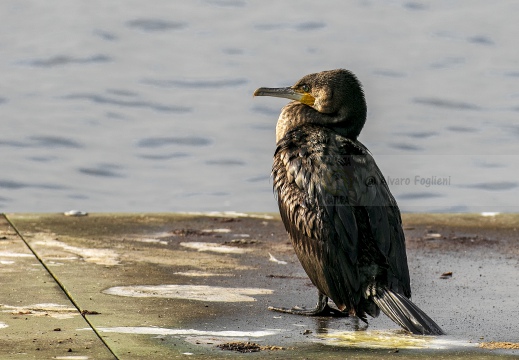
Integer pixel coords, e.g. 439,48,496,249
0,215,115,359
1,212,518,359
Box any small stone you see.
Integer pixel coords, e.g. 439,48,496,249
64,210,88,217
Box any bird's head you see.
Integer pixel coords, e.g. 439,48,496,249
254,69,367,139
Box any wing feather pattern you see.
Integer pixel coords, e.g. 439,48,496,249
272,124,411,315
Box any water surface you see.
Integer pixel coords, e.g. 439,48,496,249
1,1,518,213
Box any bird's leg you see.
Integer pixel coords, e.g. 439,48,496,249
352,316,369,331
268,291,348,317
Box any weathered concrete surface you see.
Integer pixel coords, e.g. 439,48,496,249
0,215,115,359
2,212,519,359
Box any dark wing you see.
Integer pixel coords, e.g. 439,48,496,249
344,139,411,297
272,124,410,312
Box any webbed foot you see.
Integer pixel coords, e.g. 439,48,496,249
268,292,348,317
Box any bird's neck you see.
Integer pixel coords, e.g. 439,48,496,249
276,102,366,143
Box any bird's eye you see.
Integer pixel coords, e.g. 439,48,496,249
301,84,310,92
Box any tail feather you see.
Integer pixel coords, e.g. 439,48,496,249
372,288,444,335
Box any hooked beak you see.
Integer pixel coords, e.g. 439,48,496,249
254,87,315,106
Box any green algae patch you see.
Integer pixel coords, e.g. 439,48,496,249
320,330,431,349
402,213,519,230
319,330,476,350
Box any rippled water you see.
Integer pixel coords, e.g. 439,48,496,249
1,1,518,213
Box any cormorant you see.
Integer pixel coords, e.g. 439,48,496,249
254,69,444,335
